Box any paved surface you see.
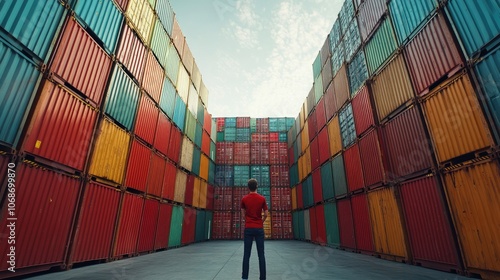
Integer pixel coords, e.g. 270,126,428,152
28,240,469,280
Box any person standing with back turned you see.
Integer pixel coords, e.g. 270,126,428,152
241,178,268,280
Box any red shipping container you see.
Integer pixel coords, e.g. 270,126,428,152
203,109,211,133
138,199,160,252
214,211,232,239
297,183,304,209
162,160,177,200
114,0,129,11
337,198,356,249
288,147,295,167
125,139,151,192
237,117,250,128
117,21,147,85
182,208,197,244
283,212,293,239
315,205,327,245
351,85,375,136
270,132,279,142
344,143,365,192
50,17,113,105
281,187,291,211
222,142,234,164
310,137,320,170
233,188,246,211
271,187,280,210
0,163,80,273
154,112,172,157
256,118,269,132
0,154,9,189
147,152,166,197
357,0,386,42
135,93,158,145
216,118,225,131
185,175,195,206
280,165,290,187
22,80,98,171
310,206,318,243
224,187,234,211
154,203,173,250
232,211,244,239
381,106,434,180
212,212,221,239
359,128,386,187
202,131,210,155
308,111,317,142
214,188,224,211
405,13,463,96
234,142,250,165
324,82,337,122
216,142,225,164
278,143,288,164
316,98,327,130
317,127,331,165
400,176,460,270
312,169,323,204
113,193,144,257
69,182,120,264
270,143,280,165
167,127,182,163
351,193,374,252
142,51,164,103
206,185,215,210
272,212,283,239
270,165,280,187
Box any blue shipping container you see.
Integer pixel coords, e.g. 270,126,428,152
173,95,187,131
339,103,356,148
159,77,176,119
388,0,437,45
348,50,369,95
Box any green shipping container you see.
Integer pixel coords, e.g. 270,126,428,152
209,161,216,184
210,142,216,161
185,112,196,141
389,0,437,45
150,17,169,70
236,128,250,142
224,127,236,141
314,74,323,104
279,133,287,142
321,161,335,200
298,210,305,239
303,176,314,208
234,165,250,186
293,211,300,238
324,202,340,246
197,101,205,125
332,154,348,197
216,131,224,142
192,148,201,176
159,77,176,119
195,122,203,148
168,205,184,247
365,18,398,75
166,42,179,86
205,211,213,239
195,210,206,242
313,52,322,79
250,118,257,133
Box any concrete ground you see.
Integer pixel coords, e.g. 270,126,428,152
28,240,469,280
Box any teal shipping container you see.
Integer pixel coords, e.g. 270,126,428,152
74,0,123,54
250,166,270,187
339,0,355,36
313,52,322,80
324,202,341,246
279,133,287,142
290,164,299,186
195,210,206,242
234,166,250,187
166,42,180,86
236,128,250,142
173,95,186,131
195,123,203,148
156,0,175,36
388,0,437,45
225,117,237,128
339,104,356,148
216,131,224,142
205,212,213,239
0,0,66,63
344,19,362,62
330,19,342,51
304,176,314,208
197,101,205,125
185,112,196,141
321,161,335,200
250,118,257,133
150,17,169,70
0,39,42,147
168,205,184,247
105,64,140,131
224,127,236,142
192,148,201,176
365,18,398,75
298,210,305,239
159,77,176,119
332,40,345,78
210,142,216,162
332,154,348,197
209,161,216,184
314,75,323,104
348,50,369,95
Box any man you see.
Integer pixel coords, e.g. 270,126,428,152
241,178,268,280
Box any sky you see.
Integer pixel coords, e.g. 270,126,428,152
170,0,344,118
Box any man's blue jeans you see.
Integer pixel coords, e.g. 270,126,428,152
242,228,266,280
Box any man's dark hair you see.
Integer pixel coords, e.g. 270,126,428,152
248,178,258,191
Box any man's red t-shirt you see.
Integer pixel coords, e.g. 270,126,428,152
241,193,268,228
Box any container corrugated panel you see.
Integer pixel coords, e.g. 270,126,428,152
372,53,414,121
117,22,147,86
168,205,184,247
314,75,323,104
174,169,187,203
382,106,432,180
332,154,348,197
321,61,333,94
365,18,398,75
339,0,355,36
199,81,209,107
0,0,66,62
474,45,500,134
182,208,197,244
405,13,463,96
331,39,345,78
166,42,180,86
324,83,337,122
0,163,79,272
304,209,311,241
388,0,437,45
324,202,341,246
168,127,182,163
125,0,154,46
192,148,201,176
200,154,209,181
182,43,195,75
291,187,297,210
185,112,196,142
187,84,198,117
74,0,123,54
184,175,195,206
162,161,177,200
171,18,184,58
357,0,387,42
312,52,322,80
113,193,143,257
310,207,318,242
344,19,362,62
339,103,356,148
22,80,98,171
89,118,131,185
104,65,140,131
143,51,164,104
147,152,166,197
156,0,174,35
195,210,207,241
320,36,331,69
69,182,120,264
368,187,408,259
192,63,202,92
199,181,208,209
315,205,327,244
351,193,374,252
195,123,203,148
318,127,331,165
334,64,350,109
176,65,190,103
312,168,323,204
150,17,169,70
351,85,375,136
316,98,327,130
125,139,150,192
154,112,171,157
135,93,158,145
344,143,365,192
180,136,194,171
321,161,335,200
159,77,176,119
137,199,160,252
114,0,129,11
338,199,356,249
197,101,205,125
400,176,460,271
359,128,386,187
154,203,173,250
445,0,500,57
422,73,494,163
347,49,369,96
173,95,186,130
0,40,42,147
306,88,316,115
442,160,500,274
329,19,341,51
50,17,113,106
308,112,318,142
327,115,342,157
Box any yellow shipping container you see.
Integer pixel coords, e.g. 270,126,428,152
192,177,201,208
200,154,209,180
298,156,304,182
174,169,187,203
371,54,414,121
89,118,131,185
327,115,342,157
126,0,154,46
422,72,494,163
199,181,208,209
264,211,272,239
442,159,500,275
180,136,193,171
291,187,297,210
300,105,305,131
367,187,408,260
301,120,309,153
305,147,312,176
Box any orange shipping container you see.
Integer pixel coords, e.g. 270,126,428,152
142,51,164,104
301,120,310,153
422,72,494,163
291,187,297,210
200,154,209,181
442,159,500,276
199,181,208,209
327,115,342,157
367,187,409,260
304,147,312,177
371,53,414,121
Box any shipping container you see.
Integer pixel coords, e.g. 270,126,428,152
344,143,365,192
331,40,345,78
339,103,356,148
358,128,386,187
50,16,113,105
304,209,312,241
154,112,172,157
166,42,180,86
332,153,349,198
138,199,160,252
365,18,398,75
310,138,320,171
338,198,356,249
113,192,143,257
182,208,196,245
312,168,323,204
351,193,374,253
315,205,327,244
324,83,337,122
333,64,350,109
167,127,182,163
125,139,150,192
339,0,355,36
310,206,318,242
173,95,186,130
327,116,342,157
442,159,500,277
156,0,174,35
135,93,158,145
162,160,177,200
22,80,98,171
89,118,131,185
422,72,494,163
347,49,369,95
125,0,155,46
329,19,341,51
117,22,147,86
180,137,194,171
320,161,334,200
388,0,437,45
174,169,187,203
182,43,195,75
324,202,341,247
168,205,184,247
344,19,362,62
357,0,387,42
351,85,375,136
154,203,173,250
143,51,164,104
150,17,169,71
147,152,166,197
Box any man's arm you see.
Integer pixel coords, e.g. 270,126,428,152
262,210,268,222
241,208,246,218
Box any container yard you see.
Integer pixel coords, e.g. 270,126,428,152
0,0,499,279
